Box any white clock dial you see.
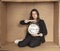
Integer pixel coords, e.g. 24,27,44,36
28,24,39,35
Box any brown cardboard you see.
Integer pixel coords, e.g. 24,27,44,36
0,0,60,47
54,2,59,45
1,2,7,45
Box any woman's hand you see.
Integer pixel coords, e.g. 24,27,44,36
24,20,36,23
28,20,36,22
39,33,43,37
31,33,43,37
24,20,30,23
31,34,39,36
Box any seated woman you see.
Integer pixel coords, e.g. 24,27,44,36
14,9,47,48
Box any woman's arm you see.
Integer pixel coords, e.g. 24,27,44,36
20,20,30,25
41,20,47,35
39,20,47,36
20,20,36,25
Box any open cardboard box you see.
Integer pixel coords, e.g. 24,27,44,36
0,0,60,50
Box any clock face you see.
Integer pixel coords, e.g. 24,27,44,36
28,24,39,35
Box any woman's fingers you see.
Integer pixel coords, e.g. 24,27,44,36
39,33,43,37
31,34,39,36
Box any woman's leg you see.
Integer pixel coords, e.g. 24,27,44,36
28,36,41,48
14,39,23,44
18,34,31,47
41,36,45,43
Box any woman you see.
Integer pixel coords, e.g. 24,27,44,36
14,9,47,48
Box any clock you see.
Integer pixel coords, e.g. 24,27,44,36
28,23,40,35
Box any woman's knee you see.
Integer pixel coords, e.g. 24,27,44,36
18,42,27,47
28,43,39,48
28,42,41,48
18,42,25,47
29,44,35,48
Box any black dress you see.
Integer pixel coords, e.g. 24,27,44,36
18,19,47,48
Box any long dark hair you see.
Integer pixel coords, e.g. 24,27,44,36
29,9,40,21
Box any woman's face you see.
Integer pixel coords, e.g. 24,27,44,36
32,11,37,19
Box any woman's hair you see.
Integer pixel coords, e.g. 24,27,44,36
29,9,40,21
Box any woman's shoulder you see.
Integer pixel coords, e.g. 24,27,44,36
39,19,44,22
